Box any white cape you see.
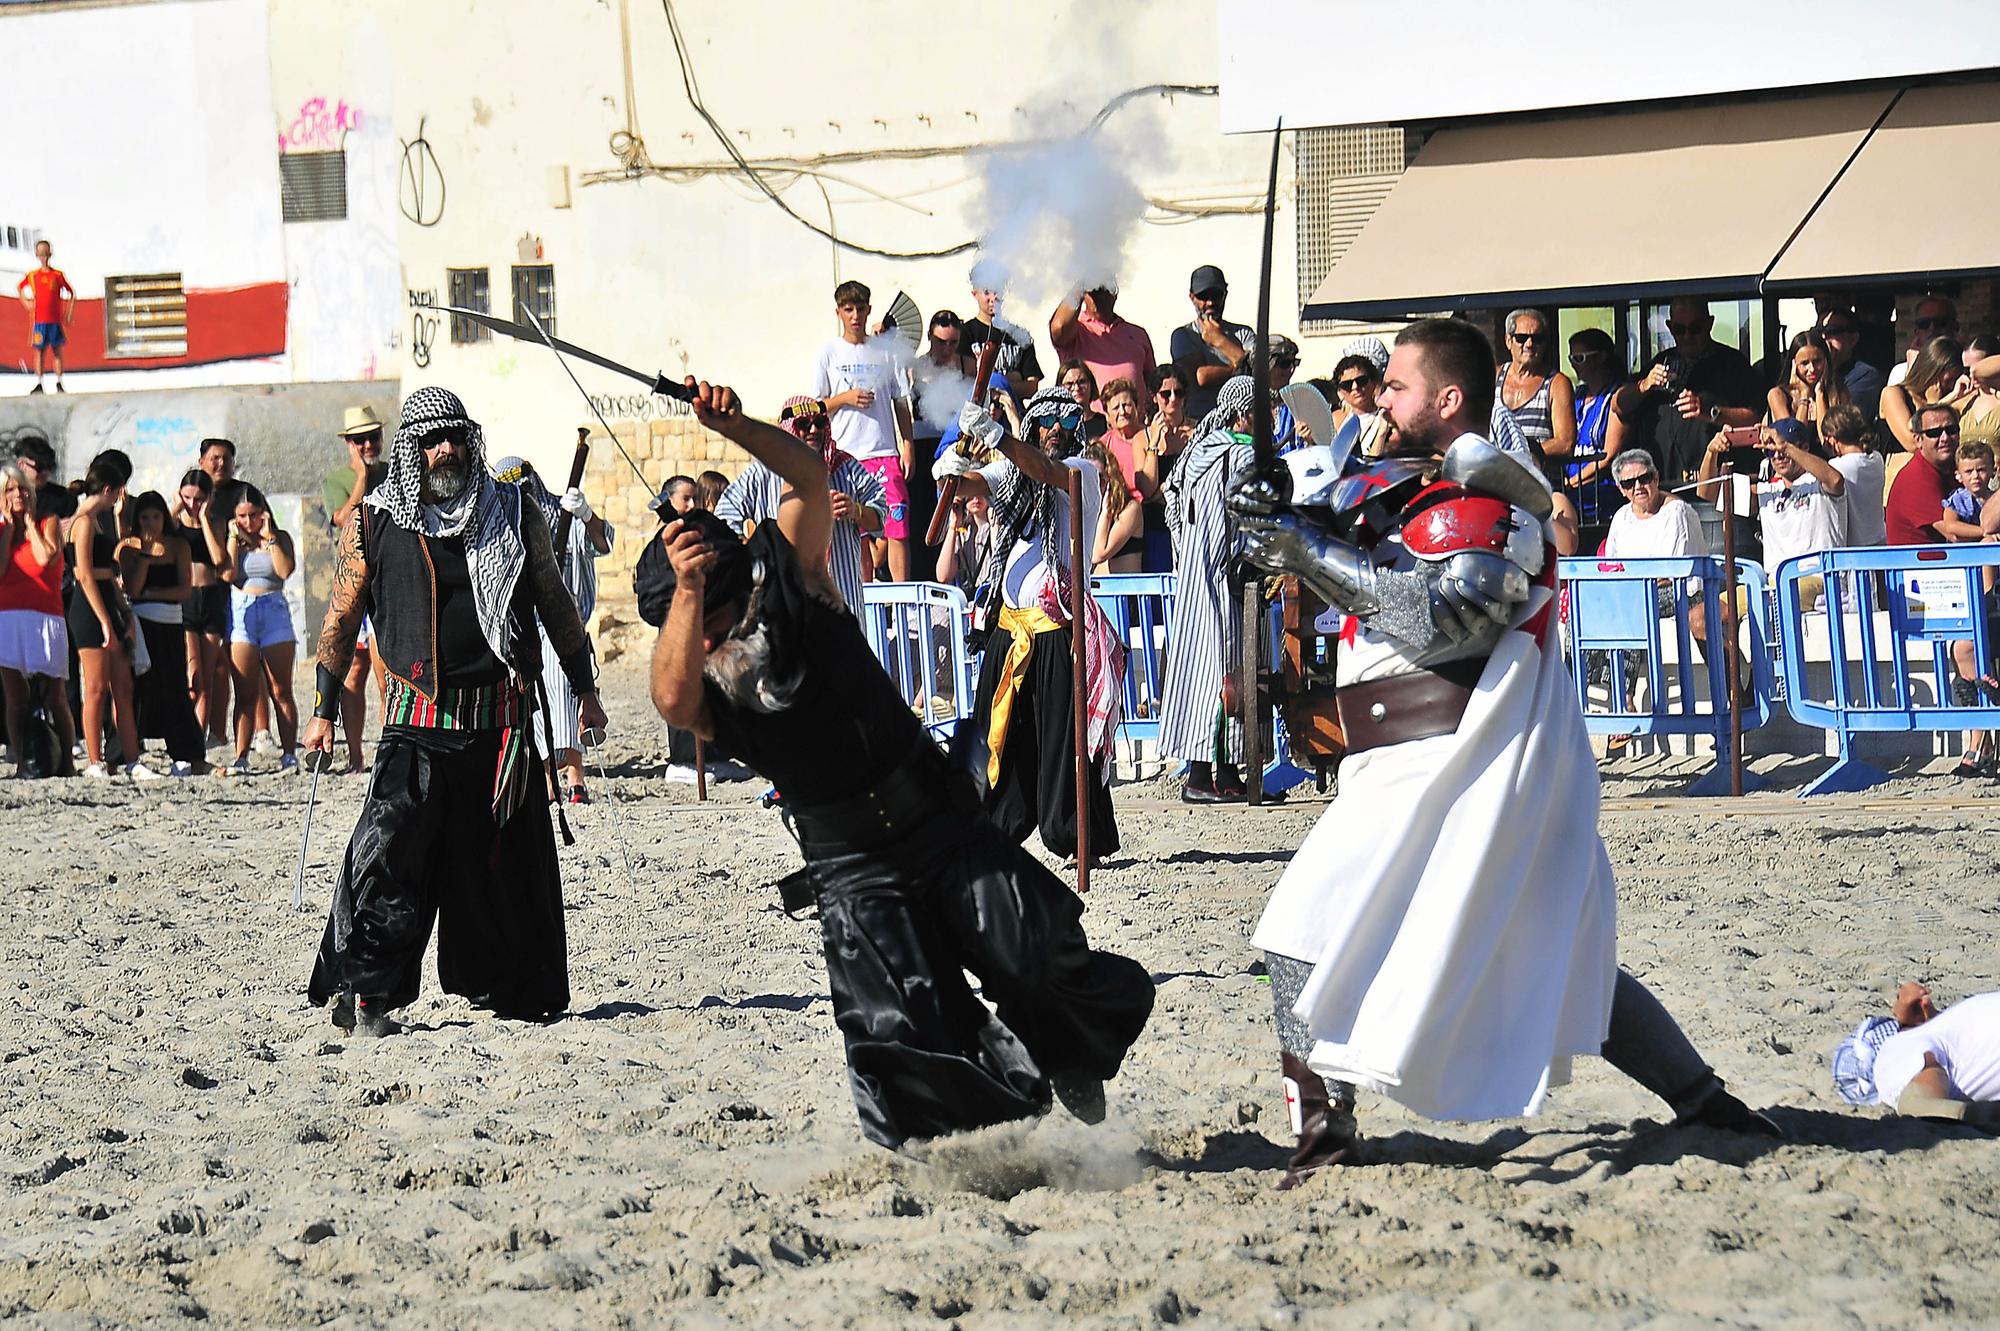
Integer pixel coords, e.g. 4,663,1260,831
1250,623,1617,1121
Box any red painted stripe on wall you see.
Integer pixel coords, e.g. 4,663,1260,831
0,281,287,373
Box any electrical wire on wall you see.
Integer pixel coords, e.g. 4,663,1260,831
583,0,1254,260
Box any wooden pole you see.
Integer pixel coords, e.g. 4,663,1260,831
1720,478,1743,797
694,734,708,803
1241,581,1264,807
1068,466,1091,894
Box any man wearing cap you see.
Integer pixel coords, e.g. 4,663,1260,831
321,405,389,772
714,396,886,611
646,378,1152,1149
304,387,606,1036
1171,265,1257,421
1833,983,2000,1128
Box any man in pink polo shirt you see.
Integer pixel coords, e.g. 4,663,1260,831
1049,283,1155,423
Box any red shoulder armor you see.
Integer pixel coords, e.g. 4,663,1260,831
1399,485,1528,558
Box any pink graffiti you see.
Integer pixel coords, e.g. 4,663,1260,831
278,97,363,152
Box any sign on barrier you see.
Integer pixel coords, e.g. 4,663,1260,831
1774,544,2000,796
1559,555,1771,796
859,581,976,743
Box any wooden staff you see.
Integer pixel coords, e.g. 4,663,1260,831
1720,478,1743,797
695,735,708,803
1069,466,1091,894
926,337,1004,547
552,426,591,551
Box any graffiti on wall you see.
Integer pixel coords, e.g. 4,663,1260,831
407,288,440,368
278,96,364,153
398,116,445,227
590,392,691,422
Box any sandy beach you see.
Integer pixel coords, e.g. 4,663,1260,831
2,654,1996,1329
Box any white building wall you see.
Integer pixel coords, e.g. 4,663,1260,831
265,0,1302,477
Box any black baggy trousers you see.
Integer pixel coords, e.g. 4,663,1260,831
804,805,1154,1150
307,730,568,1020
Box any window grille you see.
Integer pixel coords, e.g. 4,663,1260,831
1295,126,1422,337
511,264,556,338
105,272,188,358
447,268,491,344
279,151,347,222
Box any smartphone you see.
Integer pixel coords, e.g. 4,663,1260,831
1721,425,1762,447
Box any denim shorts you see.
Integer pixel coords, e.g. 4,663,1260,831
231,590,296,648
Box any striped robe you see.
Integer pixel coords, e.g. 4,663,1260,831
715,456,887,610
1158,430,1253,765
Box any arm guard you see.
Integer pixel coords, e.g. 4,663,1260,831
1237,511,1532,655
312,663,343,722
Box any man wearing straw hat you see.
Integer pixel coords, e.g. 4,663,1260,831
320,405,390,773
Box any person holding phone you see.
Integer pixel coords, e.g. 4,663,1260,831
1697,420,1846,595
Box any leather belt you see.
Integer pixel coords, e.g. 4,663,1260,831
787,739,962,855
1335,656,1486,757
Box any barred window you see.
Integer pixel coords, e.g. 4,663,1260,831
447,268,491,344
104,273,188,358
511,264,556,338
279,151,347,223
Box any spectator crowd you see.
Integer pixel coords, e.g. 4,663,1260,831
10,261,2000,791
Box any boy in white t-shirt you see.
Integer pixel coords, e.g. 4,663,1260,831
813,280,915,580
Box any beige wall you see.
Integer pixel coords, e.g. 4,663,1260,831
265,0,1303,494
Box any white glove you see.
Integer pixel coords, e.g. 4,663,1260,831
560,487,594,522
957,399,1004,453
933,446,982,481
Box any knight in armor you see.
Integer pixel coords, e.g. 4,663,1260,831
1231,320,1777,1189
645,379,1152,1151
304,388,607,1036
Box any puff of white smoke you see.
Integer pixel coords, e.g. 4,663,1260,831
916,363,974,433
969,128,1149,309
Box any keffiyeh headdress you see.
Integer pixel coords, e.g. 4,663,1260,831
367,387,526,668
1831,1014,1901,1105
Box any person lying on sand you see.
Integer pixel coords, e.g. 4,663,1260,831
1833,983,2000,1128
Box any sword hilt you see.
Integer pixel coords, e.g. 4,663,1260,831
651,373,697,403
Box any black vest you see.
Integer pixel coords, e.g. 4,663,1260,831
361,505,538,699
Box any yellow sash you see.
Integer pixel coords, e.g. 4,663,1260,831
986,604,1064,785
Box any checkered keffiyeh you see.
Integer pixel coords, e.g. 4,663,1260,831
1831,1014,1901,1105
365,386,526,674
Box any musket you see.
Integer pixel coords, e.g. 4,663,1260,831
553,425,591,556
926,335,1004,547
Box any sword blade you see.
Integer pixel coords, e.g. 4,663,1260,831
291,765,323,914
438,306,693,401
1251,119,1283,470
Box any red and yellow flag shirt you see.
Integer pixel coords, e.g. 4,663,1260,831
17,268,74,323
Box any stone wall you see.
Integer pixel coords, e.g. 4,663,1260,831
583,412,743,620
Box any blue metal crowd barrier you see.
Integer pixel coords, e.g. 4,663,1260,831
859,581,976,743
1560,555,1772,796
1773,544,2000,797
1088,573,1175,743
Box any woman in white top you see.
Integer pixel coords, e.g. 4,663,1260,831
1605,447,1709,643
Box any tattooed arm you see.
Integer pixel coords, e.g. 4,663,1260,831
521,499,607,732
304,511,370,756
